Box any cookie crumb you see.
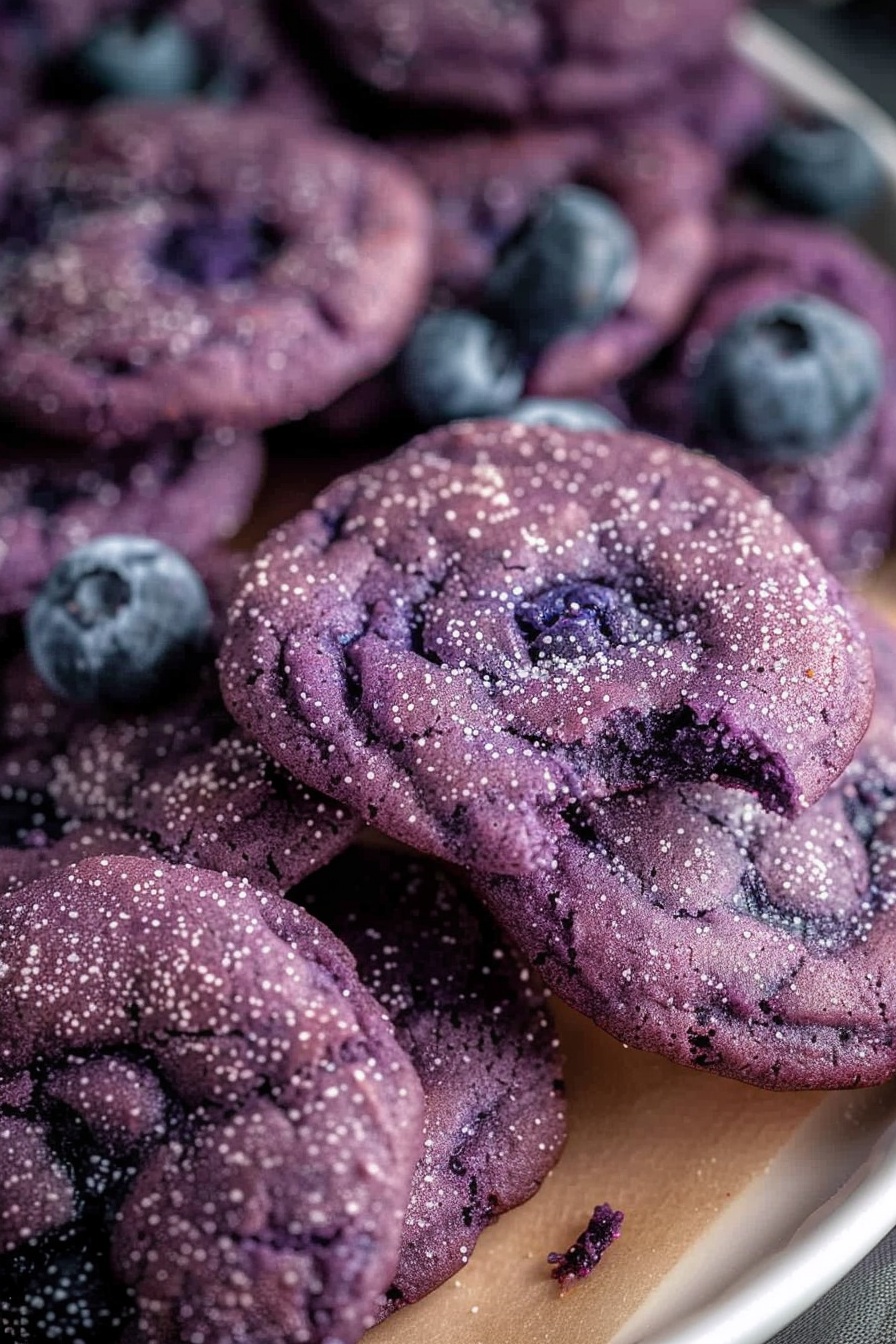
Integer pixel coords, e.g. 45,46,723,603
548,1204,623,1293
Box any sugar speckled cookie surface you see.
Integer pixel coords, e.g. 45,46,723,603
298,0,747,121
0,104,432,443
299,849,566,1310
632,218,896,577
0,423,262,614
474,616,896,1090
220,421,872,877
0,855,424,1342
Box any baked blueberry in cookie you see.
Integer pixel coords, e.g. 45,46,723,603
0,104,432,444
631,218,896,576
474,616,896,1090
220,420,872,877
0,856,424,1342
299,849,566,1311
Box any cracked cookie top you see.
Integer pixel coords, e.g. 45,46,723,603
297,0,747,120
299,849,566,1311
0,855,424,1342
0,103,432,444
220,420,872,876
474,615,896,1090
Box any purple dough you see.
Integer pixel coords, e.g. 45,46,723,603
298,849,566,1310
631,218,896,577
0,422,262,614
220,420,873,878
0,104,432,444
474,614,896,1090
396,120,721,396
0,0,331,141
296,0,748,121
0,557,361,895
0,855,425,1342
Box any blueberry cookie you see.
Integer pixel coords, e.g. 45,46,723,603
296,0,747,122
397,121,721,398
474,615,896,1089
299,849,566,1310
0,855,425,1342
0,422,262,614
0,103,432,444
0,548,361,894
0,0,330,141
220,421,872,877
631,218,896,577
642,49,773,164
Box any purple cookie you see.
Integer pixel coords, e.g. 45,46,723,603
298,849,566,1310
0,0,331,141
475,614,896,1089
0,104,432,444
631,218,896,577
397,121,721,396
0,422,262,615
0,559,362,895
0,855,425,1342
220,421,873,878
296,0,747,121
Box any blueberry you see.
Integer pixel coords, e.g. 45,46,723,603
484,185,638,353
695,295,883,462
517,583,659,662
747,115,882,219
398,310,524,426
26,537,212,707
506,398,622,431
73,15,204,101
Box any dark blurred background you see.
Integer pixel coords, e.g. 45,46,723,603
760,1,896,115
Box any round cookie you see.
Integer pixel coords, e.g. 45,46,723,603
298,849,566,1310
0,0,330,141
295,0,747,122
0,855,425,1342
220,420,873,878
0,559,362,895
631,218,896,577
474,615,896,1090
0,103,432,444
396,121,721,396
0,422,262,615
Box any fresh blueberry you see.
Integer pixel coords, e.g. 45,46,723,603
398,310,525,426
507,398,623,431
695,295,883,462
746,115,882,219
484,185,638,353
26,536,212,707
72,15,204,101
156,215,283,286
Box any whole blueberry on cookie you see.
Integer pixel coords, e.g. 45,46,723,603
26,536,212,707
398,310,524,426
0,856,424,1342
474,616,896,1090
0,104,431,444
299,849,566,1311
695,295,883,462
220,421,872,877
0,422,262,615
631,217,896,576
747,115,882,219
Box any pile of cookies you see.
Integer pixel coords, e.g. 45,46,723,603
2,1,896,1340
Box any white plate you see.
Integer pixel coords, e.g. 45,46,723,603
611,15,896,1343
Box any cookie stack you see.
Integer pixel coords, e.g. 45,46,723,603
1,0,896,1340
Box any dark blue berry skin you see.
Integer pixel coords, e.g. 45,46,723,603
695,295,883,463
156,215,283,286
507,399,622,431
398,310,524,427
25,537,212,707
73,16,204,101
747,116,882,219
484,185,638,353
